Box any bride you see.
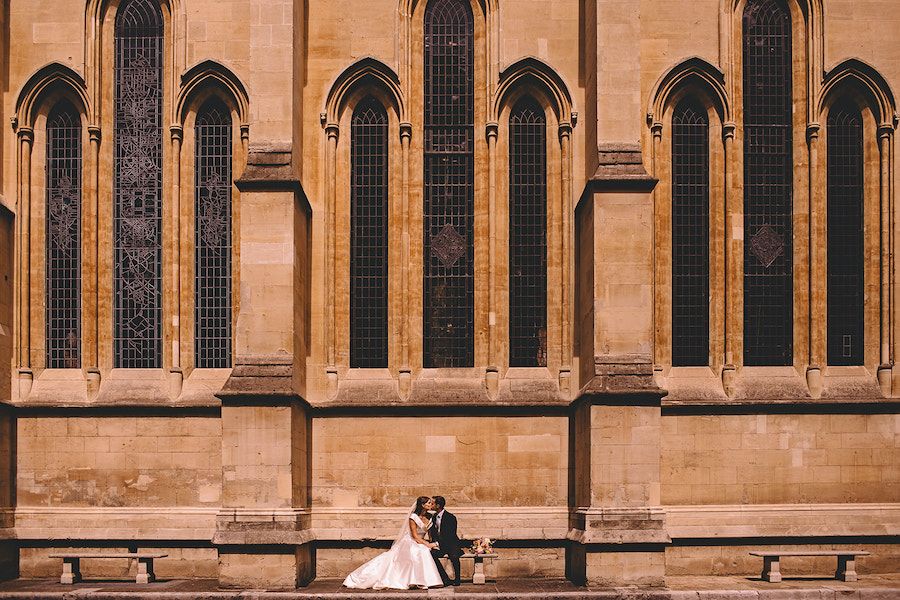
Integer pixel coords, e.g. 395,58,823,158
343,496,444,590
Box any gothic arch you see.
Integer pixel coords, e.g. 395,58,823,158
819,59,897,127
15,63,92,128
177,60,250,127
492,57,573,124
323,57,405,125
84,0,186,122
648,56,730,128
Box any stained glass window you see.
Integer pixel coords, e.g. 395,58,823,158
826,103,864,366
114,0,163,368
195,99,232,368
423,0,475,368
350,98,389,368
742,0,793,365
671,98,710,366
46,101,82,369
509,97,547,368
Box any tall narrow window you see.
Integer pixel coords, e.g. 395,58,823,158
671,98,710,366
350,98,389,368
114,0,163,368
423,0,475,368
742,0,793,365
827,103,864,365
509,97,547,367
46,101,82,369
195,99,232,368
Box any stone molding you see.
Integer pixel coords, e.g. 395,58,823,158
214,508,314,546
217,355,303,404
568,507,670,545
234,143,307,201
7,503,898,543
578,354,667,401
585,143,658,191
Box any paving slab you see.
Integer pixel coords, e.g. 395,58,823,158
0,576,896,600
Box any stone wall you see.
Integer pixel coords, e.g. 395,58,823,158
16,417,221,508
661,413,899,505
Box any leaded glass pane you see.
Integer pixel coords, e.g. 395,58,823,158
46,102,82,369
827,103,864,366
350,98,389,368
672,99,710,366
195,100,232,368
742,0,793,366
509,97,547,368
114,0,163,368
423,0,475,368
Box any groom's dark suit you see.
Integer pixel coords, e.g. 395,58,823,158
429,510,462,585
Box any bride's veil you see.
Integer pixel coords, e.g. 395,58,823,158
390,502,418,549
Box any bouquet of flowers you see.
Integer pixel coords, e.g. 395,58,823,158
469,537,494,554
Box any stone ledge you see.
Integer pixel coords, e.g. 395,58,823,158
578,355,667,402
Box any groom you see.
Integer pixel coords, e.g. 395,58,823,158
429,496,462,586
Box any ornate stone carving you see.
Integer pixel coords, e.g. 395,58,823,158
749,224,784,268
431,223,466,268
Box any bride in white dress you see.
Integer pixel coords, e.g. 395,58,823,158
343,496,444,590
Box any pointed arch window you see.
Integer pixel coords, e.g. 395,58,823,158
46,101,82,369
114,0,164,368
350,98,389,368
195,99,233,368
671,98,709,366
509,97,547,367
423,0,475,368
826,102,864,366
742,0,793,366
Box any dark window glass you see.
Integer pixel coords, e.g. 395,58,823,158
46,101,82,369
826,102,864,365
423,0,475,368
195,99,232,368
742,0,793,365
509,97,547,367
672,98,710,366
114,0,163,368
350,98,389,368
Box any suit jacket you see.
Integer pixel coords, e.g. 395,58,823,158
429,510,462,557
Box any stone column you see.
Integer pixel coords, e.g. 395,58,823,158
878,126,893,396
86,126,102,396
399,123,412,397
559,122,573,394
0,207,17,581
169,126,184,398
485,122,499,396
16,128,33,400
324,124,339,399
806,124,823,397
216,144,314,588
721,123,737,395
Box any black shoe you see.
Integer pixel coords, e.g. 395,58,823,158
452,581,461,586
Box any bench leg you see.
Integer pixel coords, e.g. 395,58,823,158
836,556,858,582
761,556,781,583
136,558,155,584
472,557,485,585
60,558,81,585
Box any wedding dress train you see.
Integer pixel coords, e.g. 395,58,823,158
342,513,443,589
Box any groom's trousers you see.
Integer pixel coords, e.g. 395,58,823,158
430,548,460,584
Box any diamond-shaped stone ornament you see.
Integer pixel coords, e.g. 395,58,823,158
431,224,466,267
750,224,784,268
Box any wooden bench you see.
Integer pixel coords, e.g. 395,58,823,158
749,550,870,582
48,553,168,584
460,553,498,585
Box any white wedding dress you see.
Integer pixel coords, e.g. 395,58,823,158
343,513,443,589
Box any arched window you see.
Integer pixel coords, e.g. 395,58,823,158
826,102,864,366
509,97,547,368
423,0,475,368
350,98,389,368
194,99,232,368
671,98,709,366
742,0,793,366
114,0,163,368
45,101,82,369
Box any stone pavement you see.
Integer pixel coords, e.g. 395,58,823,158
0,575,897,599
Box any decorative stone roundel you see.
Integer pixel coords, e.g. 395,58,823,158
431,223,467,267
750,224,785,268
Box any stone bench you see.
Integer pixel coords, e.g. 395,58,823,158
460,552,498,584
749,550,870,582
48,552,168,584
